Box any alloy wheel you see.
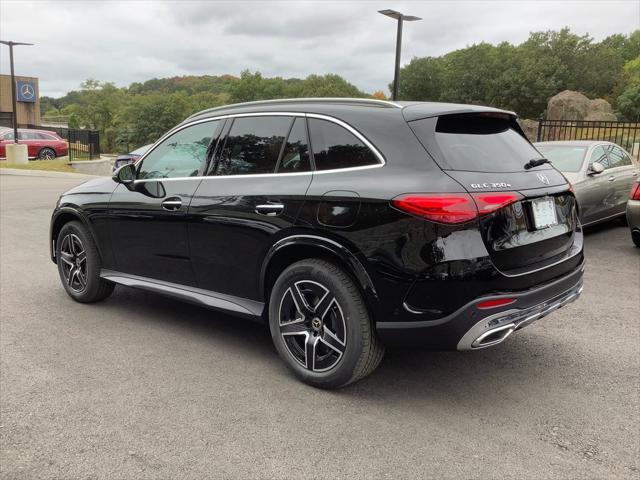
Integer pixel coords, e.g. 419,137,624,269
278,280,347,372
40,149,55,160
59,233,88,292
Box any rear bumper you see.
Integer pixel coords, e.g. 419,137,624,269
376,259,584,349
626,199,640,231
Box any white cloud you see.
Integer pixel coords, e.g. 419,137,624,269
0,0,638,97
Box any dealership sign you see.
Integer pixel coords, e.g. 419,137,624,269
16,80,36,103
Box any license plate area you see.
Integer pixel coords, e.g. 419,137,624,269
530,197,558,229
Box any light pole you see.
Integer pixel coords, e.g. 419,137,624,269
378,9,421,101
0,40,34,143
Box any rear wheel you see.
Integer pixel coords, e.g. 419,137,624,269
632,229,640,248
38,147,56,160
269,259,384,389
56,221,114,303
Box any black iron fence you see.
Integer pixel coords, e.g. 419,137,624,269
19,124,101,160
537,119,640,154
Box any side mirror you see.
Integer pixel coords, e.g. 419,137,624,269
589,162,605,175
112,163,136,184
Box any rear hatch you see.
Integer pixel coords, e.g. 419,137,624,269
408,112,579,274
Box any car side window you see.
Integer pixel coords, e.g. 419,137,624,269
308,118,379,171
588,145,609,169
18,132,36,140
213,116,291,176
137,121,219,179
0,132,13,141
36,133,55,140
277,118,311,173
606,145,632,168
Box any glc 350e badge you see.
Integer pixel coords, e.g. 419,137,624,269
470,182,512,189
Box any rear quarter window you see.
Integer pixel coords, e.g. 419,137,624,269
308,118,379,171
410,114,542,173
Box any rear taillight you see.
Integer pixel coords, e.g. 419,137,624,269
470,192,523,215
391,194,477,224
391,191,522,224
630,183,640,201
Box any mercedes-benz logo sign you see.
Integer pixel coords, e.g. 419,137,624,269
536,173,550,185
20,83,35,100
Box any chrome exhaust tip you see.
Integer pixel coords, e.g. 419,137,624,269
470,323,516,349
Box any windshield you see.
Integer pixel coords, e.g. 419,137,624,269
410,114,543,172
535,145,587,172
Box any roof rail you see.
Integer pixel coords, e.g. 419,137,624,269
187,97,403,120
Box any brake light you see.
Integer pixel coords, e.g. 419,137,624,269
477,298,516,309
630,183,640,201
391,191,523,224
471,192,523,215
391,194,477,224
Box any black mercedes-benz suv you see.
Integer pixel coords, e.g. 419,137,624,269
50,98,584,388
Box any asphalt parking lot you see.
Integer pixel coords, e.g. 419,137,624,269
1,171,638,479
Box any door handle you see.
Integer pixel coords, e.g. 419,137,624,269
632,171,638,177
161,197,182,211
607,176,615,182
255,204,284,216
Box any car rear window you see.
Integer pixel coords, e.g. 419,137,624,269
535,145,587,172
410,114,543,172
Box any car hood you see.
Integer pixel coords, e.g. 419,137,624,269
64,176,118,195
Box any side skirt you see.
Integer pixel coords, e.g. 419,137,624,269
100,269,265,319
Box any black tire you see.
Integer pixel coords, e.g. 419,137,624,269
268,259,384,389
56,221,114,303
38,147,56,160
632,230,640,248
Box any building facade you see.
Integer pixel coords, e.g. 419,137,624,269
0,74,41,128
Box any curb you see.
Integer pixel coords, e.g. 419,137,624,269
0,168,101,179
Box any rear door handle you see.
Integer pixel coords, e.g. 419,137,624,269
607,176,615,182
632,171,638,177
161,197,182,211
255,204,284,216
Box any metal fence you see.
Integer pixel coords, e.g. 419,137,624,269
19,124,101,160
536,119,640,154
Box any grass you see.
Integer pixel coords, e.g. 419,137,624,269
0,158,75,173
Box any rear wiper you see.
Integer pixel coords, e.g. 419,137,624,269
524,158,550,170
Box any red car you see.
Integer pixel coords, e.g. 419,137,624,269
0,128,69,160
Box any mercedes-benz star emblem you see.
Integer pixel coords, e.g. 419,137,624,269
20,84,35,99
536,173,550,185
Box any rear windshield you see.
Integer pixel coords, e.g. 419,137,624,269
534,145,587,172
410,114,542,172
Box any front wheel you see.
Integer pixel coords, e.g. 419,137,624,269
269,259,384,389
56,221,114,303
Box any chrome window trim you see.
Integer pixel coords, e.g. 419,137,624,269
133,111,385,184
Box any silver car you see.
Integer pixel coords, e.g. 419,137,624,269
534,141,638,226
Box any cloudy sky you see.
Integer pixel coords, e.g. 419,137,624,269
1,0,638,98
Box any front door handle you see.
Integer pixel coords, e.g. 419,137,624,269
161,197,182,211
255,203,284,216
607,176,615,182
632,171,638,177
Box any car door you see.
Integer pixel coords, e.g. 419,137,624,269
188,114,312,301
17,131,39,158
108,119,222,286
604,144,638,215
579,144,616,225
